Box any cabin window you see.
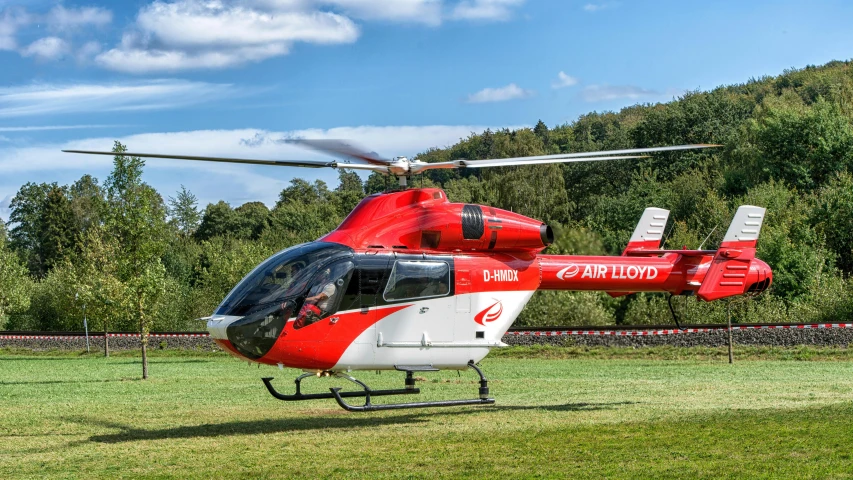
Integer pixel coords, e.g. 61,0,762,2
383,261,450,302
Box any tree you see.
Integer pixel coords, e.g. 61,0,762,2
233,201,270,240
168,185,201,236
69,174,103,236
103,141,168,379
333,169,365,214
812,173,853,274
194,201,237,241
533,119,550,148
75,227,128,356
0,236,31,329
36,185,78,273
365,172,389,194
7,182,54,275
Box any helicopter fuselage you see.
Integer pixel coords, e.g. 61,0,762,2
207,188,771,372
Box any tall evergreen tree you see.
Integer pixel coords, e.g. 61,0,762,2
7,182,53,275
168,185,202,236
37,185,78,273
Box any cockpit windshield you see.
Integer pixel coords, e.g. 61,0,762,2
215,242,354,317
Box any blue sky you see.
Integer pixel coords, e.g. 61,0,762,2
1,0,852,221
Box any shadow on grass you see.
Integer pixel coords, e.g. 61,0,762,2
490,401,638,412
0,357,214,364
77,414,429,443
0,379,134,386
71,400,634,444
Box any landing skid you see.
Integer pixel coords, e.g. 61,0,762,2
262,373,419,401
262,361,495,412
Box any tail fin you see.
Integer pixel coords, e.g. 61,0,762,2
697,205,769,301
624,207,670,253
609,207,670,297
719,205,766,249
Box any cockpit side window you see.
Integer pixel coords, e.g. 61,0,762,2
383,260,450,302
293,260,354,329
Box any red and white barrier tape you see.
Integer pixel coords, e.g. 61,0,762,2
506,323,853,337
3,324,853,340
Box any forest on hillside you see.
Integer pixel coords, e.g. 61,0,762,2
2,60,853,332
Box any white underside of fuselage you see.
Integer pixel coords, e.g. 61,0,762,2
332,290,536,371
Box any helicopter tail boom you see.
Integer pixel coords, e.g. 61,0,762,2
538,205,771,301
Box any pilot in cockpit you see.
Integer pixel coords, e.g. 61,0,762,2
294,268,337,329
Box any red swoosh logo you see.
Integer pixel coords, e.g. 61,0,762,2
474,299,503,325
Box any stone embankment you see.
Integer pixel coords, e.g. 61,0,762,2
504,327,853,348
0,334,220,352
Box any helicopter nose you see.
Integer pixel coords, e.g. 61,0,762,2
206,315,245,358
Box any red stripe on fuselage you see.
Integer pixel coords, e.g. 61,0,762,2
214,339,245,359
259,304,411,370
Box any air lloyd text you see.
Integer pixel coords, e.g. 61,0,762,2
578,265,659,280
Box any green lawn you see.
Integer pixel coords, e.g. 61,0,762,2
2,351,853,479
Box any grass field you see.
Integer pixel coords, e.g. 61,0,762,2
2,349,853,479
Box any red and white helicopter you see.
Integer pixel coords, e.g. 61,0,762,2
66,141,771,411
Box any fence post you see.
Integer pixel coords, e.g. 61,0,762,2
727,301,734,364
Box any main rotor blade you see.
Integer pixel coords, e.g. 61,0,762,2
64,149,337,169
460,154,650,168
410,155,649,173
409,144,718,173
285,139,392,166
478,143,720,163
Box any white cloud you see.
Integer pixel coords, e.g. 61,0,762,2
552,71,578,89
450,0,524,21
324,0,443,25
97,43,293,72
466,83,533,103
20,36,69,60
580,84,659,102
0,7,30,51
0,6,109,62
46,5,112,32
583,2,616,12
0,194,12,222
0,125,125,132
0,80,234,117
75,41,102,62
0,0,526,73
97,0,359,73
0,124,518,213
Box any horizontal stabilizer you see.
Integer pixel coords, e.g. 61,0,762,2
624,249,716,257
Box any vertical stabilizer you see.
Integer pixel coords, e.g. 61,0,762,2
624,207,670,252
698,205,769,301
720,205,765,248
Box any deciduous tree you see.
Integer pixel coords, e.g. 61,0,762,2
103,141,168,379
